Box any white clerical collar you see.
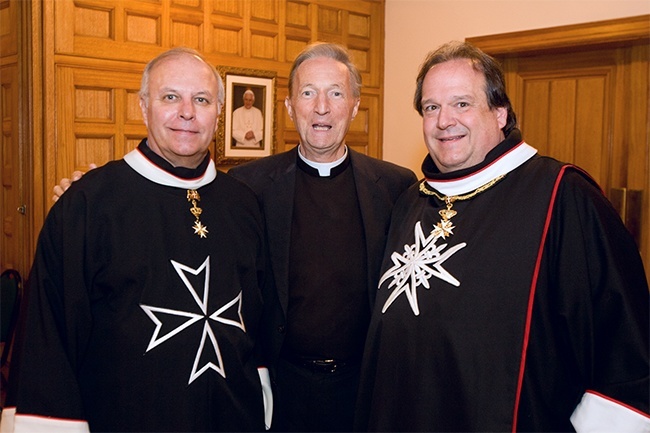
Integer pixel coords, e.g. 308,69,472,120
124,147,217,188
426,141,537,196
298,145,348,177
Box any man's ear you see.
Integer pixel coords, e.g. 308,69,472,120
284,96,294,122
213,104,221,134
352,97,360,121
495,106,507,130
139,97,149,128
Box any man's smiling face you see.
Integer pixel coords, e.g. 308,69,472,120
140,52,220,168
420,58,507,173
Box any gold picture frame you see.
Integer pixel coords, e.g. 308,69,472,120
216,66,276,165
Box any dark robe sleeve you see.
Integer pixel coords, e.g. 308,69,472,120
6,189,93,424
547,169,649,428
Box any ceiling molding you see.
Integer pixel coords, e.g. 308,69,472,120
467,15,649,56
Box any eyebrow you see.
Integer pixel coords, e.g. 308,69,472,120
300,82,344,90
422,94,475,104
158,87,214,97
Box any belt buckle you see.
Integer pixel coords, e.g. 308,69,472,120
309,358,344,373
312,359,337,373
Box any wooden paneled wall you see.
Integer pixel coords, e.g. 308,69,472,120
0,0,385,278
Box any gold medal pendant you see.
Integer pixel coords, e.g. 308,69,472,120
419,174,506,238
187,189,208,238
432,198,457,238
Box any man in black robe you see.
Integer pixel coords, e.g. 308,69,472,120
2,47,272,432
355,41,649,432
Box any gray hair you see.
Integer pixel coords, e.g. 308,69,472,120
414,41,517,136
288,42,362,98
139,47,225,109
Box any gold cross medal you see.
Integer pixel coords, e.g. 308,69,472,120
187,189,208,238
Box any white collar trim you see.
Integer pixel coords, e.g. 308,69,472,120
426,142,537,196
123,148,217,188
298,145,348,177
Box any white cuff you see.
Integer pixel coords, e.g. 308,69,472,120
0,408,90,433
258,367,273,430
571,391,650,432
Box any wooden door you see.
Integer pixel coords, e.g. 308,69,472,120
468,16,650,276
0,64,25,273
0,0,29,277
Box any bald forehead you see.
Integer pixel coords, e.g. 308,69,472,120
152,52,207,72
144,53,220,105
294,58,349,88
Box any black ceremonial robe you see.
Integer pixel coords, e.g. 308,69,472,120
5,140,268,432
355,131,649,432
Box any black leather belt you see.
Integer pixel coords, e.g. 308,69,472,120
285,356,348,373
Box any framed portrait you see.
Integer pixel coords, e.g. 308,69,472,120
216,66,276,165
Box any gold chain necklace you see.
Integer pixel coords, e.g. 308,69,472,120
187,189,208,238
419,174,506,238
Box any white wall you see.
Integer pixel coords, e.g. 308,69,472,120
383,0,650,175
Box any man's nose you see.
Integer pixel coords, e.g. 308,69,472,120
179,100,196,120
437,106,455,129
314,93,330,115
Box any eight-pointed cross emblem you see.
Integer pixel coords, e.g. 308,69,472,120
379,221,467,316
140,256,245,384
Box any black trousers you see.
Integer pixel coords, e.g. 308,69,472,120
271,357,360,432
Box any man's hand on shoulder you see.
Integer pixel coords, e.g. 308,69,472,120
52,163,97,202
